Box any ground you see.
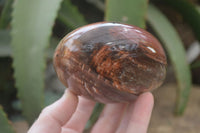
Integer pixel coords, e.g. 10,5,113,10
149,83,200,133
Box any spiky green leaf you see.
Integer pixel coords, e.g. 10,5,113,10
105,0,148,28
148,4,191,115
0,0,13,29
163,0,200,43
58,0,87,29
0,106,15,133
11,0,63,123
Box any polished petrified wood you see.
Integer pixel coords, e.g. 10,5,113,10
53,22,167,103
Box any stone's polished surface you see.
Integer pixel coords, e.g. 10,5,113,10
53,22,167,103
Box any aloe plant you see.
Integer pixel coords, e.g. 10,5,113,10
148,5,191,114
163,0,200,42
0,0,13,29
58,0,87,29
11,0,63,124
105,0,148,28
0,106,15,133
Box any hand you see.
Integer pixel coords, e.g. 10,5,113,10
28,90,154,133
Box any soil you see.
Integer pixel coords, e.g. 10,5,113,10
149,84,200,133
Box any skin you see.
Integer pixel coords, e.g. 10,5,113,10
28,90,154,133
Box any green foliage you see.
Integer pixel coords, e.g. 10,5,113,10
148,4,191,115
191,60,200,69
58,0,87,29
0,30,58,58
0,30,11,57
0,0,13,29
0,30,10,45
44,91,62,106
105,0,148,28
163,0,200,43
85,103,104,131
11,0,63,124
0,106,15,133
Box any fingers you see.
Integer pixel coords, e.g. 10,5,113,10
62,96,96,133
126,92,154,133
115,101,136,133
90,92,154,133
91,103,127,133
28,90,154,133
28,90,78,133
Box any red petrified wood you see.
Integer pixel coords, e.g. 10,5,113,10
53,22,167,103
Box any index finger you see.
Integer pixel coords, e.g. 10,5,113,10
28,90,78,133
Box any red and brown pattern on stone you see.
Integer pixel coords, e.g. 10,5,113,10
53,22,167,103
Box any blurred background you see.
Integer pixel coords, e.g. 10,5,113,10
0,0,200,132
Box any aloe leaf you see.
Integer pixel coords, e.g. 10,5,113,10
148,4,191,115
191,61,200,69
0,44,11,57
105,0,148,28
197,6,200,12
0,30,58,58
0,0,13,29
86,0,105,11
85,103,104,131
162,0,200,43
0,106,15,133
44,91,62,106
11,0,63,123
58,0,87,29
0,30,10,45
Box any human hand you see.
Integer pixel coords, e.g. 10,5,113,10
28,90,154,133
